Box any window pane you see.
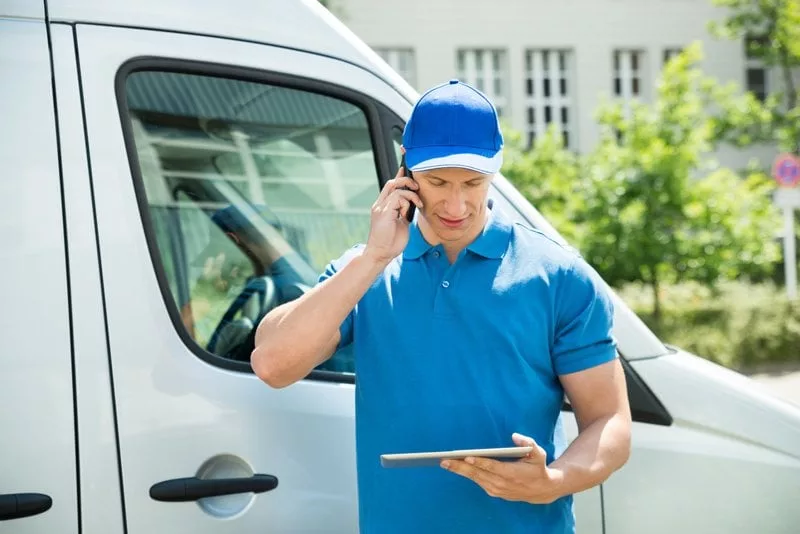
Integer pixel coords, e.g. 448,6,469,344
123,70,378,372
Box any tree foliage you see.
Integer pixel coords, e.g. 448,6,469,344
708,0,800,153
501,42,782,322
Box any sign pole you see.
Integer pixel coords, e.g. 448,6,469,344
784,206,798,301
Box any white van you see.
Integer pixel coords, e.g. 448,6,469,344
2,0,799,532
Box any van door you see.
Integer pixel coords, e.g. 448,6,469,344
0,16,78,533
74,23,411,533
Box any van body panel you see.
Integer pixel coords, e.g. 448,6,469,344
49,22,127,534
46,0,417,104
0,1,43,20
603,352,800,534
0,18,78,533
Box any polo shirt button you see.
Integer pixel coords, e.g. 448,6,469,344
441,280,450,288
433,251,440,258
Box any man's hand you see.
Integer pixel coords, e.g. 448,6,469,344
441,433,564,504
363,166,423,264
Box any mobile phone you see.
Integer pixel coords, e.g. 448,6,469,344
400,154,416,222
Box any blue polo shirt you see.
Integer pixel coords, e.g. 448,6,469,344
317,206,617,534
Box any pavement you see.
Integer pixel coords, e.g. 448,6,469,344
748,368,800,408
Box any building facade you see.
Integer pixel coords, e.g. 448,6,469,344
331,0,781,170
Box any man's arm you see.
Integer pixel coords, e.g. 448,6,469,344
250,171,422,389
548,357,632,498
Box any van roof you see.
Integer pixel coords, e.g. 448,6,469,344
17,0,416,104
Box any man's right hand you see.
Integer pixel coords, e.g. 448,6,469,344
363,167,423,265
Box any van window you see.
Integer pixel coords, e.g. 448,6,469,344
121,70,378,374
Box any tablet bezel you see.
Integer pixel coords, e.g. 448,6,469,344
380,446,533,468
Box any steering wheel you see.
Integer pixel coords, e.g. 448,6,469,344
207,275,279,356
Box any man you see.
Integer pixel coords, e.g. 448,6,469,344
251,79,632,533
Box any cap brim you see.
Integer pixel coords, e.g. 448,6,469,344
406,145,503,174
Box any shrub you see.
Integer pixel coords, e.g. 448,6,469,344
617,281,800,370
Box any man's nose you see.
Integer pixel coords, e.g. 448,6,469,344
443,188,467,216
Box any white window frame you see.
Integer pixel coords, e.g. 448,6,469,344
613,49,645,102
523,48,574,149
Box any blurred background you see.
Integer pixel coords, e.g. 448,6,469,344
319,0,800,398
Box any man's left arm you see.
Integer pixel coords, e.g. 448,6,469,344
548,357,632,499
545,255,632,499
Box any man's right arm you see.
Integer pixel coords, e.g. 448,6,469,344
250,170,421,389
250,250,386,388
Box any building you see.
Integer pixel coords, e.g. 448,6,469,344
329,0,784,171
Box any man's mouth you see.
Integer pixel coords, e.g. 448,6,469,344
438,215,468,228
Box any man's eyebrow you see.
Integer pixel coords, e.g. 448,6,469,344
424,173,487,181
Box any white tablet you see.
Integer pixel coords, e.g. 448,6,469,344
380,446,533,468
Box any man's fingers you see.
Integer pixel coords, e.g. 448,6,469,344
374,176,418,206
464,456,516,478
442,459,505,489
512,433,546,461
380,189,423,213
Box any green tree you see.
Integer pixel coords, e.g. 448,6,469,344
708,0,800,154
500,124,584,245
584,43,780,322
503,43,781,324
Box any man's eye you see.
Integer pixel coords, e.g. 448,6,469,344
430,181,445,187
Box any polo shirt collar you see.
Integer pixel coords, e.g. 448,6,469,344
403,219,434,260
402,206,512,260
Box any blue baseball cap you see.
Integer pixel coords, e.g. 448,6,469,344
402,79,503,174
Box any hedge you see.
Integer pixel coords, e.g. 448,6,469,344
616,281,800,371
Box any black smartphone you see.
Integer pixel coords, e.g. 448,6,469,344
400,154,416,222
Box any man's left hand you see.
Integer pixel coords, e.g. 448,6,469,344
441,433,564,505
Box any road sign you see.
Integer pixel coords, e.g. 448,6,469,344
772,153,800,188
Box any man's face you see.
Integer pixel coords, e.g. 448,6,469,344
414,166,493,244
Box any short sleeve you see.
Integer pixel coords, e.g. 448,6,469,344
552,256,618,375
316,245,365,349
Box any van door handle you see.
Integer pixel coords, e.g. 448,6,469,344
149,474,278,502
0,493,53,521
